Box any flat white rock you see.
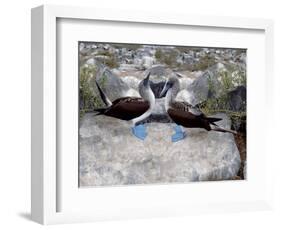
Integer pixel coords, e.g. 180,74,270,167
79,113,241,186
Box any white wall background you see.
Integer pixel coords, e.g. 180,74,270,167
0,0,280,229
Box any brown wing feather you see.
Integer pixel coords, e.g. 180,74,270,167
170,101,190,112
104,97,149,121
171,101,203,116
168,108,211,130
111,97,143,105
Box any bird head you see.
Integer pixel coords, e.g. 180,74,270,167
142,72,150,88
159,72,181,97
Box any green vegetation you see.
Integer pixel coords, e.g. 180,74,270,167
155,49,163,60
198,68,246,130
192,55,216,71
113,44,141,50
95,50,119,68
79,65,103,118
155,48,179,67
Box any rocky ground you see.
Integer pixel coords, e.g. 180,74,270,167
79,113,241,187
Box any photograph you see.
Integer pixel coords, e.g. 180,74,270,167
78,42,246,187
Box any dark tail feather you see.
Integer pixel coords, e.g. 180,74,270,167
211,126,237,135
93,107,108,115
95,80,112,107
206,117,222,123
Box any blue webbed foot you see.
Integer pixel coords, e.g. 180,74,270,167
132,124,147,140
172,125,186,142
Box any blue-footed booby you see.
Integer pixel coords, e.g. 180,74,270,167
160,74,237,142
94,72,155,140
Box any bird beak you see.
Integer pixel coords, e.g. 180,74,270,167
143,72,150,87
160,79,170,98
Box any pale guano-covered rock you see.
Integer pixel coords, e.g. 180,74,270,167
185,63,243,105
186,64,224,105
95,68,130,100
79,113,241,186
142,56,155,69
121,76,141,90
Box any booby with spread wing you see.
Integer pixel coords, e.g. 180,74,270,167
94,72,155,140
160,74,237,142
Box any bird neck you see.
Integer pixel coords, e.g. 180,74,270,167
164,89,172,111
164,85,178,111
132,87,155,125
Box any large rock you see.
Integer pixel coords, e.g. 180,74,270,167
121,76,141,90
142,56,155,69
92,65,172,101
149,65,167,77
79,113,241,186
94,66,130,101
119,64,139,71
227,86,246,111
226,86,247,131
186,63,226,105
185,63,246,106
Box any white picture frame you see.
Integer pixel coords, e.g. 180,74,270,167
31,4,274,225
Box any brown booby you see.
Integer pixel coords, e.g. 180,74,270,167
94,72,155,140
160,74,237,142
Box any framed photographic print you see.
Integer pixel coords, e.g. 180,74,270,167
31,5,274,225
